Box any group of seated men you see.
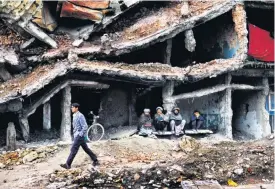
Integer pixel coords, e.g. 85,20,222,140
138,107,205,136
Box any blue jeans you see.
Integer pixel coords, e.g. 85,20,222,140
66,135,97,166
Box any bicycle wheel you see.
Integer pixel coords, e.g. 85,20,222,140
87,123,105,142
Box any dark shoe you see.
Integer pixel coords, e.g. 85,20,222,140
60,163,70,169
93,160,100,167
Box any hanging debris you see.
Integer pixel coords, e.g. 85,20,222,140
184,29,196,52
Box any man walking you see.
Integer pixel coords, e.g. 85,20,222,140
60,103,99,169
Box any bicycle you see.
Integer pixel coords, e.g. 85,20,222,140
86,111,105,142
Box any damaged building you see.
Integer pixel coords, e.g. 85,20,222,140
0,0,274,147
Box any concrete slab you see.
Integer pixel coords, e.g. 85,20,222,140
181,180,223,189
153,130,213,136
185,129,213,134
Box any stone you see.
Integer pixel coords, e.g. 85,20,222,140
0,163,6,169
149,180,154,184
46,182,66,189
204,173,215,179
38,152,46,158
65,185,78,189
179,136,200,152
72,39,83,47
50,174,56,179
236,159,244,164
36,146,47,153
170,165,183,172
22,151,38,163
233,168,244,175
152,184,161,187
94,179,105,184
134,173,140,181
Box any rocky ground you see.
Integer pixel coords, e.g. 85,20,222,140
0,134,273,189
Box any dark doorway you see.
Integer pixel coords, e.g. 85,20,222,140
71,87,102,123
135,87,163,117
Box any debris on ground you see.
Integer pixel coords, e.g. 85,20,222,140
43,136,274,188
0,135,273,188
0,145,59,167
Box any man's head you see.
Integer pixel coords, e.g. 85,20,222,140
71,103,80,113
144,108,150,115
194,110,200,117
156,107,163,114
173,107,180,114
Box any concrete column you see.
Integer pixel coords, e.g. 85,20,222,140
220,74,233,139
260,77,271,138
6,122,16,151
43,102,51,130
163,39,172,65
162,81,175,113
18,114,30,142
60,86,72,142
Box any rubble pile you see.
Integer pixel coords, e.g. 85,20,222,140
45,136,274,189
47,165,186,189
0,145,59,168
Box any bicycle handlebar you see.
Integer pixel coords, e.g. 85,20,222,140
89,111,99,118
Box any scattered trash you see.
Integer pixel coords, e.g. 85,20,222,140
228,179,238,187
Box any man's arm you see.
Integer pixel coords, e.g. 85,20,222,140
78,114,88,137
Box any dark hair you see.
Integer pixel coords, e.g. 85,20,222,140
71,103,80,108
194,110,200,114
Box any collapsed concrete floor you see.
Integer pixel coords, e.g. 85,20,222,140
0,135,273,189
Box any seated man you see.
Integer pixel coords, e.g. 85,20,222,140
169,107,186,136
138,109,153,135
191,110,204,131
154,107,166,133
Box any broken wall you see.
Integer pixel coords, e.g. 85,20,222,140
171,11,239,67
232,90,271,140
98,87,129,128
193,11,239,62
177,92,224,131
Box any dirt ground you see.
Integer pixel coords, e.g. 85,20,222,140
0,135,273,189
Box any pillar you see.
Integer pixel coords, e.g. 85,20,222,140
6,122,16,151
18,114,30,142
60,86,72,142
162,81,175,113
220,74,233,139
163,39,172,65
43,102,51,130
260,77,271,137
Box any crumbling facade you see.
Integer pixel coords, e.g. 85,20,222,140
0,1,273,147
